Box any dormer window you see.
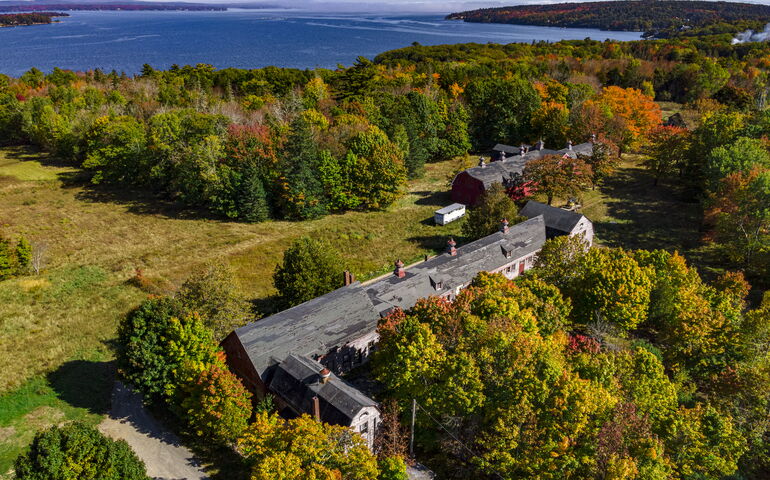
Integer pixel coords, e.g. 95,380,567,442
501,245,513,258
430,276,444,291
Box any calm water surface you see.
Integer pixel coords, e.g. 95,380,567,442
0,10,643,75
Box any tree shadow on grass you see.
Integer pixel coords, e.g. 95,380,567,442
71,184,215,221
46,360,114,415
595,165,702,253
407,234,467,253
412,190,452,207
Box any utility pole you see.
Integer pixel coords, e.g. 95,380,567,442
410,398,416,456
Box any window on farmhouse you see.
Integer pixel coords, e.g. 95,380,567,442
360,422,368,434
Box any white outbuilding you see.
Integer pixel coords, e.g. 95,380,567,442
434,203,466,225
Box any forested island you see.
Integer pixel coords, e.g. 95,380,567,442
0,3,226,12
447,0,770,38
0,12,68,27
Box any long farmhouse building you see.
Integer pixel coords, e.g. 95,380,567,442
223,202,593,448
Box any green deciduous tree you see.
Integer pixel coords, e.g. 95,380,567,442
704,137,770,193
176,261,252,340
462,183,520,240
117,297,217,400
82,115,147,184
345,126,407,210
273,236,343,308
532,232,590,289
644,125,692,186
570,248,654,333
665,405,746,480
14,422,150,480
464,76,540,150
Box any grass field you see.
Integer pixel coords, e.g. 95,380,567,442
0,146,469,474
0,144,727,475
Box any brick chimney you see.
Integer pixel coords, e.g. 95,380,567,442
520,143,527,156
394,259,405,278
312,395,321,421
319,367,331,384
446,238,457,256
343,270,355,286
478,156,486,168
500,218,509,233
567,140,573,150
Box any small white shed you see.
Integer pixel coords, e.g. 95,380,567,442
434,203,466,225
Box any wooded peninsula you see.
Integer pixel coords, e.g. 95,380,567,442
0,3,226,12
447,0,770,38
0,12,68,27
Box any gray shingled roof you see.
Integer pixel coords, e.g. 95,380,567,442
464,157,527,188
466,142,595,188
365,215,546,314
493,144,524,154
233,285,380,381
520,200,585,233
268,354,377,426
235,216,548,380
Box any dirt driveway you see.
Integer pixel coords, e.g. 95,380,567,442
99,382,208,480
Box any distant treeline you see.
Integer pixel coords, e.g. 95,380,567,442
0,4,226,12
447,1,770,38
0,12,68,27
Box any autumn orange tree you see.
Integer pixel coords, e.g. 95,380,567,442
179,352,253,445
573,86,661,153
523,153,593,205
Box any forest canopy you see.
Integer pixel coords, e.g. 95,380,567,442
447,1,770,38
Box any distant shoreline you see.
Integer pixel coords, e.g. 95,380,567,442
0,4,228,13
0,12,69,28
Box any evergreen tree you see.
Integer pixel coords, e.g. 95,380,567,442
15,236,32,275
0,236,13,280
278,118,328,219
336,56,376,102
237,167,271,222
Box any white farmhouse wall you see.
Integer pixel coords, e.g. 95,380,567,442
570,217,594,245
350,406,381,449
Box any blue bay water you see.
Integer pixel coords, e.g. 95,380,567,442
0,10,643,76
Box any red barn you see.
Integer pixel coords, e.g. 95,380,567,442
451,157,527,205
451,141,595,205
